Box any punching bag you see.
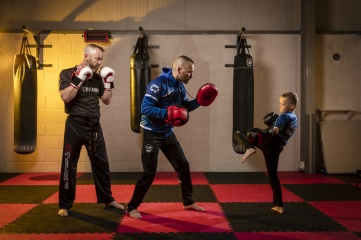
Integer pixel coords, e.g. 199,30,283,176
232,36,254,154
130,35,151,133
13,35,37,154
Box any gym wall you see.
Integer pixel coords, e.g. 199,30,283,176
0,0,360,172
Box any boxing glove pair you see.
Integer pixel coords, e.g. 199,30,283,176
71,65,114,90
165,83,219,126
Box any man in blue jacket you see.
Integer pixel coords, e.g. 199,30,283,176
127,55,218,219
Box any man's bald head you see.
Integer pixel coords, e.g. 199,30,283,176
172,55,194,69
84,44,104,55
172,55,194,84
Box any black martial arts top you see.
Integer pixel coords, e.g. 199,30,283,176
59,66,105,119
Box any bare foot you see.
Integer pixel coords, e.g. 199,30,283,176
241,148,256,163
184,203,206,212
57,209,68,217
105,201,125,209
271,206,285,214
129,209,142,219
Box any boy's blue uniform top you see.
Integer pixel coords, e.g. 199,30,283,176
273,111,297,145
140,67,199,136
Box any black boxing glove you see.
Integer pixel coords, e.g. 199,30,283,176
262,112,279,127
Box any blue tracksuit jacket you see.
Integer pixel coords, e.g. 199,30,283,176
140,67,199,136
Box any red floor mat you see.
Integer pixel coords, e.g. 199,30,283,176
118,202,231,233
235,231,361,240
0,173,82,186
153,172,208,185
310,201,361,232
211,184,303,202
0,204,37,228
0,233,113,240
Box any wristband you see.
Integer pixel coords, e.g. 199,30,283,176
104,82,114,90
70,76,83,89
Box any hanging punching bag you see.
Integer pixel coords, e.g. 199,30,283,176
13,35,37,154
232,36,254,154
130,35,151,133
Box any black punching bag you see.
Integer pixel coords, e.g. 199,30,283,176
13,35,37,154
130,35,151,133
232,36,254,154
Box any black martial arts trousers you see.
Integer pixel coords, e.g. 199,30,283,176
59,116,115,210
260,135,285,207
128,128,194,212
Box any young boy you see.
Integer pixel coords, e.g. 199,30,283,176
234,92,299,214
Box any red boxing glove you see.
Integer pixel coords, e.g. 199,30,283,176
196,83,218,106
165,105,189,127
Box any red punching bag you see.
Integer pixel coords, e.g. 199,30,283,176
13,35,37,154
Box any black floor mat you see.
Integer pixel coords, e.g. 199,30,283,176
0,173,22,183
284,183,361,201
0,185,59,203
0,203,124,234
143,185,216,202
221,202,348,232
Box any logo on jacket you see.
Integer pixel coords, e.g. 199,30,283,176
145,144,153,153
150,84,159,94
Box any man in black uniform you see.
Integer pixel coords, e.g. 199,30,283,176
57,44,123,217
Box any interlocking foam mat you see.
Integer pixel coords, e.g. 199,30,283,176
0,171,360,240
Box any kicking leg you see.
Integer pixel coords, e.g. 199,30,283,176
234,131,256,163
241,148,256,163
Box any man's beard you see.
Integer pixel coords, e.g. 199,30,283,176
86,61,99,72
182,78,189,84
179,75,189,84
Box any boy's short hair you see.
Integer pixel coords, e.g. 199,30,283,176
282,92,299,107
